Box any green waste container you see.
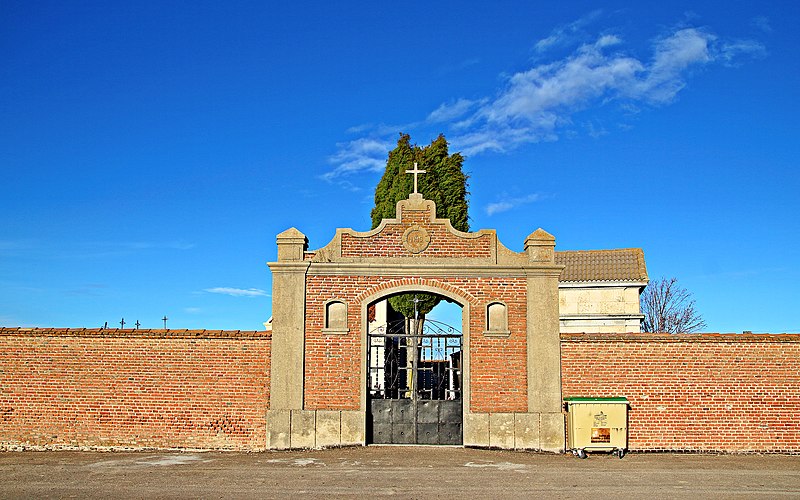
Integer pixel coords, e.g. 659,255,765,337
564,397,629,459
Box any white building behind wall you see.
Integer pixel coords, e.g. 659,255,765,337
556,248,649,333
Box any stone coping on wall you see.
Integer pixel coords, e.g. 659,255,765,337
0,327,270,339
561,332,800,343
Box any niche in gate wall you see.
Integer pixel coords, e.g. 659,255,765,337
485,301,510,337
323,299,349,334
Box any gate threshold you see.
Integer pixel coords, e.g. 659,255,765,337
369,444,463,448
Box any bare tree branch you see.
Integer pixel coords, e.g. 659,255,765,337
641,277,706,333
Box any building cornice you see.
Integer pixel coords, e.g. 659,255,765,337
558,280,648,288
267,261,311,273
305,261,563,278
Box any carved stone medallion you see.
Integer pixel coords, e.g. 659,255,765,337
402,224,431,254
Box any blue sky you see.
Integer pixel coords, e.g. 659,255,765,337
1,1,798,332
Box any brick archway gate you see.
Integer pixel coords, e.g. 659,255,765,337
267,194,566,451
364,288,467,445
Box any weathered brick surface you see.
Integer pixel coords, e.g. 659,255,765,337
4,327,798,452
561,333,800,452
340,209,492,259
0,329,270,450
303,276,528,413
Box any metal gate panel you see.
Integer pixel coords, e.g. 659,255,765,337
392,399,415,444
417,400,440,445
368,318,463,445
417,400,439,423
438,400,463,445
417,423,438,444
370,399,393,444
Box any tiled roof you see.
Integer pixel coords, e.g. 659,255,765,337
556,248,648,283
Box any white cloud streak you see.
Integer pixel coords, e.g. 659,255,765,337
486,193,544,216
324,19,764,178
751,16,772,33
427,98,480,124
204,287,269,297
533,10,603,55
321,137,395,181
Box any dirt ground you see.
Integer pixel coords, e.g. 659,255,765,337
2,446,799,499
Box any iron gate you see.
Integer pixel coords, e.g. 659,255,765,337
367,318,463,445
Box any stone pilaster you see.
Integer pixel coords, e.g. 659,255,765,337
524,228,566,452
268,228,309,411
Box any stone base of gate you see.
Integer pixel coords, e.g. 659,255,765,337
464,412,565,452
266,410,365,449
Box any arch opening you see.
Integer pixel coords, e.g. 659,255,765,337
365,291,464,445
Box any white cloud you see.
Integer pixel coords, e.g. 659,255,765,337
534,34,559,54
452,25,762,155
751,16,772,33
486,193,544,216
533,10,603,55
632,28,714,103
716,39,767,67
322,137,394,180
486,201,514,216
427,99,478,124
324,17,764,178
204,287,269,297
585,120,608,138
453,38,644,154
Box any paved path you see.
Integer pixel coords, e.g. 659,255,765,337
2,446,799,498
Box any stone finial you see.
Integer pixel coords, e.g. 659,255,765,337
276,227,308,261
524,228,555,263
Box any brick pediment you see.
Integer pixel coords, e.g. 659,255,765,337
308,194,521,265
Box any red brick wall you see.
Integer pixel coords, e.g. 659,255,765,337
561,333,800,452
303,276,529,413
0,328,270,451
340,209,493,259
6,329,798,452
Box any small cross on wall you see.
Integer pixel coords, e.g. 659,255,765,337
405,162,426,195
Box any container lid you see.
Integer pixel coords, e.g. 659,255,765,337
563,396,629,403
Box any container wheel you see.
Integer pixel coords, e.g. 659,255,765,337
577,449,587,459
617,448,626,459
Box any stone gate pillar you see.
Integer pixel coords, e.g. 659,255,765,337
266,227,310,447
524,228,565,452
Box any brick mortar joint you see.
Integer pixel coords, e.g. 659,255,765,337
0,328,271,340
560,333,800,343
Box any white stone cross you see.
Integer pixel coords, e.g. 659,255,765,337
405,162,426,194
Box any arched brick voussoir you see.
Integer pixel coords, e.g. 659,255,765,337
355,278,478,308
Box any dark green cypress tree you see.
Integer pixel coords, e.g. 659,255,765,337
370,133,470,324
371,134,469,232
